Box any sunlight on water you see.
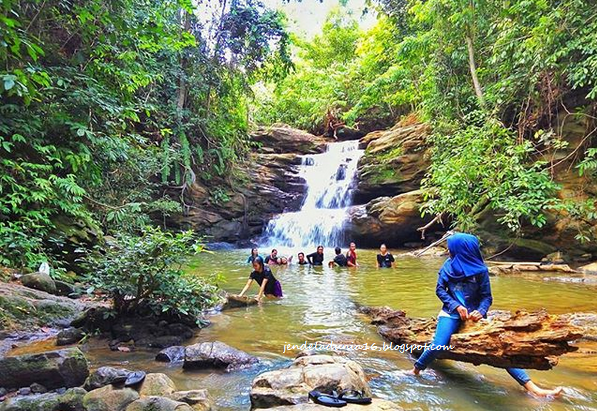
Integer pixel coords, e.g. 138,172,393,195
46,248,597,411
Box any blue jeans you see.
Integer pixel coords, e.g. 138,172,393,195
414,316,531,386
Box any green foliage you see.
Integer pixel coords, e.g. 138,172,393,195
0,0,290,269
88,227,221,321
422,116,560,232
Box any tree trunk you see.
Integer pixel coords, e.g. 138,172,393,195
360,306,582,370
465,34,486,109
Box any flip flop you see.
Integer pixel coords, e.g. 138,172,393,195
124,371,146,387
308,390,347,408
338,389,373,405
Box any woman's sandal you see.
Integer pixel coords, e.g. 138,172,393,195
337,389,373,405
308,390,347,408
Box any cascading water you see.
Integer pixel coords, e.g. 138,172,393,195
262,140,364,247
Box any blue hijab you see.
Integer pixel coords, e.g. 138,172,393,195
439,233,488,281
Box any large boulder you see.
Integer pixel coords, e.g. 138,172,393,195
83,385,139,411
345,190,433,247
0,387,87,411
138,373,177,397
125,397,193,411
0,282,93,336
250,126,327,155
250,355,371,409
183,341,259,371
355,122,430,204
0,347,89,390
20,272,57,295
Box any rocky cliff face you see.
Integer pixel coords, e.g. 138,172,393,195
171,126,328,243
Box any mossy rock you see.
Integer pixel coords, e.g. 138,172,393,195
0,387,87,411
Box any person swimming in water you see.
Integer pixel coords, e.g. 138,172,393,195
328,247,348,267
307,245,325,266
264,249,279,265
247,248,259,264
346,242,358,267
376,244,395,268
409,232,563,397
238,257,283,301
297,252,309,265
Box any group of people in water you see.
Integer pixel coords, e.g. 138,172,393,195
238,233,563,398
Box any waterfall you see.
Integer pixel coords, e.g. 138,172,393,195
262,140,364,248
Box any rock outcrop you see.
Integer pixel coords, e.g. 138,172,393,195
361,306,583,370
170,125,329,242
250,355,372,409
0,347,89,390
345,190,434,247
355,122,430,204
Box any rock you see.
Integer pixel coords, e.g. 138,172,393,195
83,385,139,411
29,383,47,394
167,324,194,339
222,294,259,310
250,355,371,408
361,306,583,370
345,190,433,247
579,261,597,274
54,280,76,297
138,373,177,397
355,122,430,204
564,312,597,341
0,387,87,411
168,390,212,411
0,347,89,390
56,327,85,346
0,282,94,335
183,341,259,371
250,126,327,155
84,366,131,391
265,399,403,410
20,272,57,295
156,346,186,363
17,387,31,396
125,397,193,411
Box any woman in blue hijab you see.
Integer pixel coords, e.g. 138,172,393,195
410,233,563,397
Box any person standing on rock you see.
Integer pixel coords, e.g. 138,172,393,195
376,244,395,268
265,249,279,265
346,242,358,267
307,245,325,266
328,247,348,267
247,248,260,264
409,233,563,398
239,257,283,301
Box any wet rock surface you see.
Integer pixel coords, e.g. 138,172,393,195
250,355,372,409
183,341,259,371
0,347,89,390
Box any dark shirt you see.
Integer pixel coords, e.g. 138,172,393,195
250,268,278,296
307,252,324,265
297,260,309,265
377,253,395,268
346,250,357,265
333,254,348,267
264,255,278,265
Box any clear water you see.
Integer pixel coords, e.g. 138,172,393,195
34,248,595,411
262,141,364,248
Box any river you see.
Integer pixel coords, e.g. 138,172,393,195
68,248,597,411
